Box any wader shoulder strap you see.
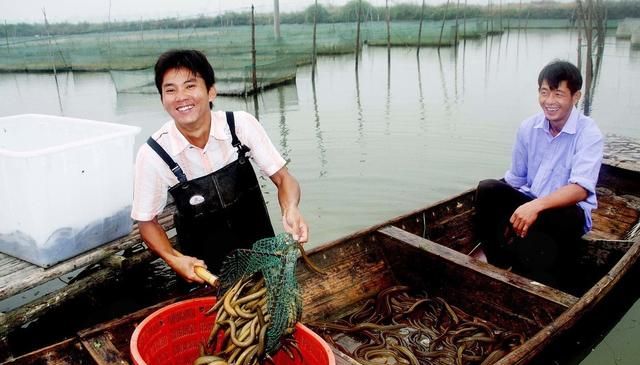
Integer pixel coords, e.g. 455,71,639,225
225,111,251,163
146,137,188,183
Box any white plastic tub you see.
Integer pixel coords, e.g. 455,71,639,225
0,114,141,267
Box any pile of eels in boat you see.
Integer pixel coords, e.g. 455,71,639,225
308,286,525,365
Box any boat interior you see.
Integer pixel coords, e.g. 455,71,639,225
296,163,640,364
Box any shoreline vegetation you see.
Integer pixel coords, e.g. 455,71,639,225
2,0,638,38
1,0,637,95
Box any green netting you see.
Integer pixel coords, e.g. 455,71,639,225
109,54,298,96
363,20,461,46
217,232,302,355
0,23,357,72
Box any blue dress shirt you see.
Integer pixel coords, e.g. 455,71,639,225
504,107,604,233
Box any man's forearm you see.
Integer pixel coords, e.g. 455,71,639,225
534,183,588,211
139,219,181,265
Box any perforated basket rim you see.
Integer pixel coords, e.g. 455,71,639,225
129,296,216,365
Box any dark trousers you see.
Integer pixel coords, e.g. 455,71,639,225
475,179,585,286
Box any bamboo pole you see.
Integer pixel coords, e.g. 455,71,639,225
417,0,425,55
3,20,9,54
576,0,593,115
312,0,318,78
439,0,451,49
41,9,63,115
107,0,112,69
355,0,361,70
455,0,461,44
385,0,391,52
273,0,281,39
251,5,258,94
463,0,468,43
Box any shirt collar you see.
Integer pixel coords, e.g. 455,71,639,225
166,111,228,156
534,106,579,135
211,110,231,141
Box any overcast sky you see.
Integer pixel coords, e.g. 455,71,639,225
1,0,558,24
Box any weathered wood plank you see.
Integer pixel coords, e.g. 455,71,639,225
577,239,635,267
80,332,129,365
0,205,176,301
0,338,91,365
0,246,159,336
298,234,396,322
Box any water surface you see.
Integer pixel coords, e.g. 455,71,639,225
1,29,639,363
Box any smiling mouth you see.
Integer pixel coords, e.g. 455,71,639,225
176,105,194,112
544,106,560,113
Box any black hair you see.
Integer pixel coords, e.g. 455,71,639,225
154,49,216,108
537,60,582,95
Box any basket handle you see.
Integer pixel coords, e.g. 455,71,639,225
194,266,220,288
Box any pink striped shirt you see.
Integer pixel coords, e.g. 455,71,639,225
131,110,286,221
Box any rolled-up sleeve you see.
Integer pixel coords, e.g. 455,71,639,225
236,111,286,177
505,124,528,189
569,127,603,196
131,146,170,222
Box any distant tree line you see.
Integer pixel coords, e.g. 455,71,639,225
2,0,639,38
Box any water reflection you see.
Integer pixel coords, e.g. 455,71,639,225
385,46,391,135
354,63,364,149
416,51,426,125
311,76,327,178
252,93,260,120
437,49,452,114
277,86,291,160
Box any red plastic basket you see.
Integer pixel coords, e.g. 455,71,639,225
130,296,335,365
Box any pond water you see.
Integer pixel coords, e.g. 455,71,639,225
0,28,639,363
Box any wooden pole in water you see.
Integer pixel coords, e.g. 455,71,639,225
355,0,361,70
499,0,503,30
107,0,112,69
41,9,64,115
576,0,593,114
385,0,391,51
417,0,425,55
273,0,281,39
139,17,144,42
455,0,461,44
3,20,9,53
463,0,468,43
312,0,318,78
251,5,258,94
439,0,451,49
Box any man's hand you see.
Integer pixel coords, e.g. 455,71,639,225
510,200,543,238
509,183,588,238
270,166,309,244
282,205,309,243
167,254,207,284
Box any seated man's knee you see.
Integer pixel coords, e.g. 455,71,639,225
476,179,505,202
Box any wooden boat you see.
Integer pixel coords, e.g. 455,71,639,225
2,136,639,365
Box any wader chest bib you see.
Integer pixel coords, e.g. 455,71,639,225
147,112,274,272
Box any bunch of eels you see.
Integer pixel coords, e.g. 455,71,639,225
193,274,300,365
309,286,525,365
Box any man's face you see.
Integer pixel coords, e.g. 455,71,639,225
538,80,581,126
160,67,215,128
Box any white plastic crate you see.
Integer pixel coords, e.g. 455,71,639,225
0,114,140,267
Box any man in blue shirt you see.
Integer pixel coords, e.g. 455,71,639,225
475,60,603,286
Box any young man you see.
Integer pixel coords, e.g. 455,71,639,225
475,60,603,285
131,49,308,284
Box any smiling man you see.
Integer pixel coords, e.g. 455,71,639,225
131,49,308,284
474,60,603,287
